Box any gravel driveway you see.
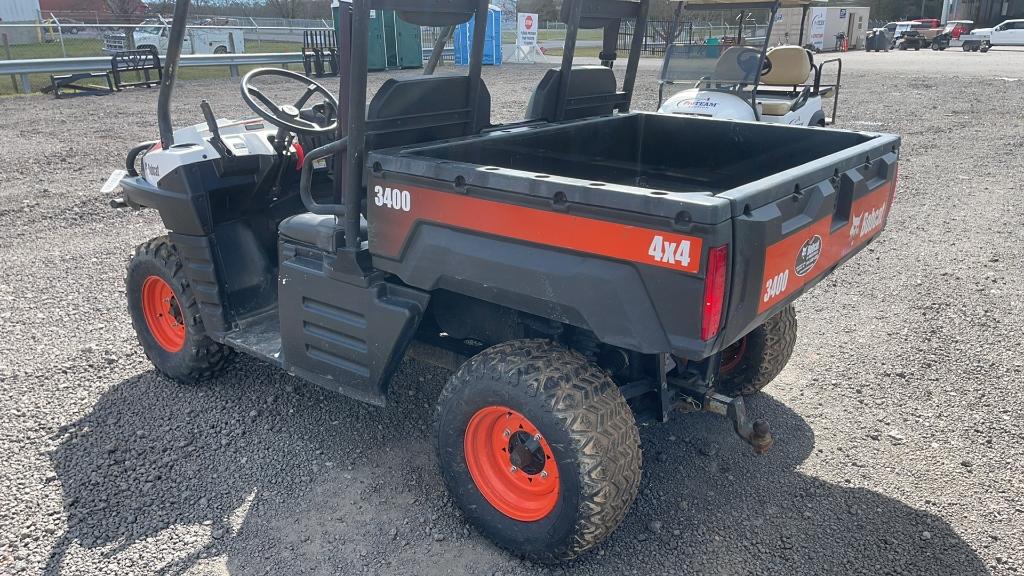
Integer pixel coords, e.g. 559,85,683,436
1,48,1022,576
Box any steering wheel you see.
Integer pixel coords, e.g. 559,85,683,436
240,68,338,135
736,49,770,79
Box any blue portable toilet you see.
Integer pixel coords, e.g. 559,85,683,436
454,5,502,65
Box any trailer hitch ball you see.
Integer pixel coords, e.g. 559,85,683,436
706,392,774,454
749,419,774,454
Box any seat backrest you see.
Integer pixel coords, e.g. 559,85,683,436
365,75,491,149
761,46,812,86
525,66,621,122
712,46,762,83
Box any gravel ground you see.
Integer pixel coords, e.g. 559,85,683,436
1,48,1022,576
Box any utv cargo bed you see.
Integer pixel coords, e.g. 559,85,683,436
369,113,900,358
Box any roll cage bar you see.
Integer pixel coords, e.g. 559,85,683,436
156,0,652,258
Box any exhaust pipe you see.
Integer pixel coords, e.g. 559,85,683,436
157,0,191,150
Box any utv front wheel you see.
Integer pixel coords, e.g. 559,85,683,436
717,305,797,396
126,237,232,382
435,340,642,561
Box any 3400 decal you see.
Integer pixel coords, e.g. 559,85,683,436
373,185,412,212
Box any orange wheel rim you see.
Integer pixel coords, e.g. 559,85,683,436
464,406,559,521
720,335,747,374
141,275,186,353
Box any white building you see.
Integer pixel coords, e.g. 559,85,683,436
0,0,41,22
771,6,870,51
0,0,42,44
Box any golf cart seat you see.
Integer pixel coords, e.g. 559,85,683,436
279,212,368,252
525,66,623,122
757,46,813,117
712,46,763,84
761,45,812,86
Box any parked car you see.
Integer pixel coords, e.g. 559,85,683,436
892,21,934,50
961,19,1024,51
41,17,85,41
930,20,973,50
913,18,941,29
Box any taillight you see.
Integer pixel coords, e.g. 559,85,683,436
701,245,729,341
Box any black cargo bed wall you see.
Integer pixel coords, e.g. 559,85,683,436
405,114,873,194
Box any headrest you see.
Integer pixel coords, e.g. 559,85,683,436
525,66,618,121
761,46,812,85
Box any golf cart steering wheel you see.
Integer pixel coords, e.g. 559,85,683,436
736,49,772,78
240,68,338,136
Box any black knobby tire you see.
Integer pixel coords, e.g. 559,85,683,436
717,305,797,396
435,339,642,562
126,236,233,382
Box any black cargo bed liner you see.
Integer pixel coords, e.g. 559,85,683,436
370,113,897,225
402,113,874,194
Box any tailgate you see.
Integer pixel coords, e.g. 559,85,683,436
718,141,899,348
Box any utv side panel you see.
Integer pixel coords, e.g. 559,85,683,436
277,243,430,406
367,179,733,358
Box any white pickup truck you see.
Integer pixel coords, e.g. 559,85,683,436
103,17,245,55
959,19,1024,52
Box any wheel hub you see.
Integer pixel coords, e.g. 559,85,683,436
141,275,186,353
464,406,559,521
507,431,546,475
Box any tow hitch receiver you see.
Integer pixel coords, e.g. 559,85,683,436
704,393,774,454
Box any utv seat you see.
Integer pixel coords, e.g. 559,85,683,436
278,212,367,252
525,66,625,122
365,75,491,149
282,76,489,253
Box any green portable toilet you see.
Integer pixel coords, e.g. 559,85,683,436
333,1,423,71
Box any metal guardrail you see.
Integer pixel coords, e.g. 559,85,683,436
0,21,328,60
0,51,304,94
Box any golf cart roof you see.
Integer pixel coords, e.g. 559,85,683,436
671,0,825,9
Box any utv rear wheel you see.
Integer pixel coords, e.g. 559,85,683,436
435,340,641,561
126,237,232,382
717,305,797,396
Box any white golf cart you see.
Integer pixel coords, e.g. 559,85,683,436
657,0,842,127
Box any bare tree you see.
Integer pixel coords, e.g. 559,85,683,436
102,0,142,48
267,0,304,19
